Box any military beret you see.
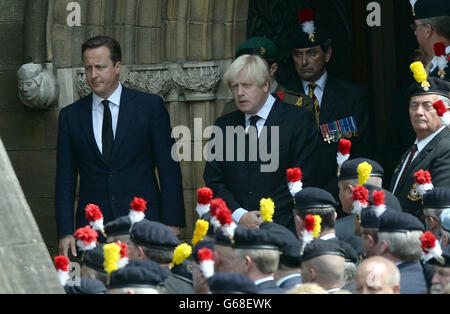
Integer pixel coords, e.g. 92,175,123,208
338,158,384,181
130,219,179,250
335,240,358,264
414,0,450,19
423,188,450,209
364,184,403,212
64,278,107,294
104,216,131,237
441,209,450,233
208,272,258,294
302,239,346,262
170,260,193,284
235,37,278,59
82,243,106,273
193,240,215,264
126,260,170,281
294,187,337,211
109,265,164,289
429,245,450,267
378,210,425,233
407,77,450,99
290,22,330,50
260,222,302,267
232,227,280,250
360,206,392,229
214,227,233,247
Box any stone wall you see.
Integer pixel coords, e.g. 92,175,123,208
0,0,249,255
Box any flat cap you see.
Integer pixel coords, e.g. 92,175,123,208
339,158,384,181
130,219,179,250
208,273,258,294
294,187,337,211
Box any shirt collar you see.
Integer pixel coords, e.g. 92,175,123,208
276,273,302,286
245,93,276,123
415,126,446,152
254,276,275,286
92,82,122,108
320,233,337,240
302,71,328,92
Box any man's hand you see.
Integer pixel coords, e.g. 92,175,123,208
167,226,181,239
239,211,262,229
59,235,77,257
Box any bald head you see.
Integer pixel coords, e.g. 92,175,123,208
356,256,400,294
301,254,345,290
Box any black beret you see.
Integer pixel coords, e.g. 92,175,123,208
294,187,337,211
429,245,450,267
364,184,403,212
290,23,330,50
64,278,107,294
82,243,106,273
171,260,193,284
235,37,278,59
208,272,258,294
442,209,450,233
232,227,280,250
126,260,170,281
130,219,179,250
104,216,131,237
338,158,384,181
378,210,425,233
260,222,302,267
423,188,450,209
193,240,215,264
214,227,233,247
302,239,346,262
360,206,389,229
407,77,450,99
334,240,358,264
414,0,450,19
109,265,164,289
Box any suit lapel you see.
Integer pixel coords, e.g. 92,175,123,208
319,77,339,123
79,94,105,163
259,99,283,155
111,86,137,161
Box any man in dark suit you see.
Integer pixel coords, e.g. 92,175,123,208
203,54,318,234
283,16,371,213
55,36,185,257
390,77,450,220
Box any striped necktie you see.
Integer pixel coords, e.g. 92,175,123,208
308,83,320,129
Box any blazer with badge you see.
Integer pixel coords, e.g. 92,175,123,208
55,86,186,239
284,76,371,196
203,98,318,232
389,127,450,219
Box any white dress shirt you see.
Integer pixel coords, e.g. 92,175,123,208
301,72,328,108
92,83,122,153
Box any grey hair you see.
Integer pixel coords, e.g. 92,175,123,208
378,231,423,262
343,262,357,284
421,16,450,39
234,248,280,275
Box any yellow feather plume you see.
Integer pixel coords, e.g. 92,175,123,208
172,243,192,267
103,242,121,276
192,219,209,246
410,61,430,90
312,215,322,238
357,162,373,186
260,198,275,222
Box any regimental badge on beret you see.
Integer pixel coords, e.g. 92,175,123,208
260,46,266,56
408,183,422,202
320,116,359,144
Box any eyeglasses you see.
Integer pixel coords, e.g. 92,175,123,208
411,22,427,32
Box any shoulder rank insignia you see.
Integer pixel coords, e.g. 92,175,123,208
296,97,303,107
407,183,422,202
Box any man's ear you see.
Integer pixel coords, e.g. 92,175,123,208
309,267,317,282
325,47,333,63
379,240,389,255
137,246,146,259
269,63,278,78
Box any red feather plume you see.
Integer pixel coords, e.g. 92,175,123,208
74,226,98,244
414,169,432,185
286,168,302,183
353,186,369,202
210,198,228,217
420,231,437,251
197,187,213,205
298,8,314,23
433,100,448,117
216,207,233,226
118,241,128,258
371,190,385,206
338,139,352,155
54,256,70,271
85,204,103,222
434,42,446,57
130,197,147,212
198,248,214,262
304,214,315,232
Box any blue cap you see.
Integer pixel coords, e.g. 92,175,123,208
260,222,302,267
441,209,450,233
208,272,258,294
378,211,425,233
104,216,132,237
64,278,107,294
294,187,337,211
130,219,179,250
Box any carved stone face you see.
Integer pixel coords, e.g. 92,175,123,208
18,78,39,100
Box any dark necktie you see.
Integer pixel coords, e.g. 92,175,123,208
246,115,261,162
101,99,114,163
397,144,418,187
308,83,320,129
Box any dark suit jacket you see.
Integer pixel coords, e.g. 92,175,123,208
285,76,372,208
256,280,285,294
397,261,427,294
203,98,318,232
55,86,185,238
389,127,450,219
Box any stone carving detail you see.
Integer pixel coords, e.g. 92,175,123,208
74,63,221,102
17,63,60,109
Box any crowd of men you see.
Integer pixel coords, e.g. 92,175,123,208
54,0,450,294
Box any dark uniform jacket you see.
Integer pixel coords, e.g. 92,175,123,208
256,279,285,294
398,261,427,294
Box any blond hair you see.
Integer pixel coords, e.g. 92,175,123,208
223,54,270,89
